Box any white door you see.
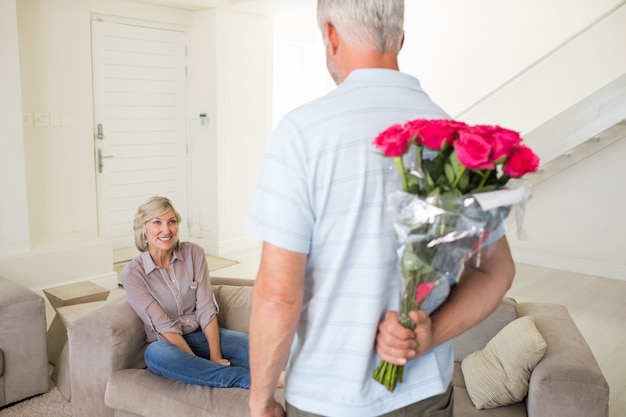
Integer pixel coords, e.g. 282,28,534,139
92,20,188,263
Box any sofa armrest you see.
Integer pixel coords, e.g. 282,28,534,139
211,277,255,287
517,302,609,417
68,294,146,417
0,275,49,406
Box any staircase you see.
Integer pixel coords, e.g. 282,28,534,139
456,2,626,280
457,1,626,170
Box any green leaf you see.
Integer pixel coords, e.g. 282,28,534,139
426,172,434,189
401,251,422,272
458,170,469,191
472,184,497,194
427,187,440,198
444,163,455,185
407,172,420,187
498,174,511,187
449,151,463,173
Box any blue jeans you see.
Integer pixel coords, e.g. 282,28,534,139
144,327,251,388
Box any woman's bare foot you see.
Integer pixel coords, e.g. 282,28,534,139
277,371,286,388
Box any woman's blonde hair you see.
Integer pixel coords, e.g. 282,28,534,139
133,196,182,252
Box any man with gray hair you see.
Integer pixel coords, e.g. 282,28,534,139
247,1,515,416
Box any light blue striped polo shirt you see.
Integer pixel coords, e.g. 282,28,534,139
247,69,457,416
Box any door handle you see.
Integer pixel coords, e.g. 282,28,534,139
97,149,114,173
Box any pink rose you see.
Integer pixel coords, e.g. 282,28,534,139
489,127,523,163
453,131,495,170
504,145,540,177
373,124,413,157
415,281,437,304
468,125,522,164
406,119,466,151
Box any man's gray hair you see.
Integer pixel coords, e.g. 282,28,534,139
317,0,404,53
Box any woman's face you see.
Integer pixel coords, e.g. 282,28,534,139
144,209,179,253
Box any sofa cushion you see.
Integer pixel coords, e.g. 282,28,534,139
214,284,253,333
453,363,527,417
453,297,518,361
106,368,284,417
461,316,547,409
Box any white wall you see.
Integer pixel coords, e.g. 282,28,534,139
188,9,219,244
187,8,272,255
0,0,30,257
400,0,625,118
213,9,272,253
512,137,626,280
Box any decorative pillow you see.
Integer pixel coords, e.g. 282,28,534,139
461,316,547,409
454,297,518,361
213,284,253,333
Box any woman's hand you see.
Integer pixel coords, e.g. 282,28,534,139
211,357,231,366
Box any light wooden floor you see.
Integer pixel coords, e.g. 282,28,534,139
217,248,626,417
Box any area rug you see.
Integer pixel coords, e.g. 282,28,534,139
204,254,239,272
0,380,71,417
113,254,239,276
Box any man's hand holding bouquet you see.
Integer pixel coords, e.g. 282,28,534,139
372,119,539,392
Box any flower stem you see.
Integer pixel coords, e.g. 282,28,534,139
478,171,491,188
394,156,409,192
451,166,466,189
373,360,403,392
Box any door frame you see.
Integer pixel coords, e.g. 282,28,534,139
91,14,190,262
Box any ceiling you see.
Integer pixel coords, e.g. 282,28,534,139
133,0,315,14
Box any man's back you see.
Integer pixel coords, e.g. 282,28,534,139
247,68,453,416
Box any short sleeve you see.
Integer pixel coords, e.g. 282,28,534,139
246,119,314,254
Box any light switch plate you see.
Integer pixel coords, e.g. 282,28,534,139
50,112,61,127
61,113,72,127
23,113,33,127
35,113,49,127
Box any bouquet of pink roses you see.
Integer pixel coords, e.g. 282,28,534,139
372,119,539,392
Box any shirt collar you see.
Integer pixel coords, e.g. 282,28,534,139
140,244,185,275
342,68,424,91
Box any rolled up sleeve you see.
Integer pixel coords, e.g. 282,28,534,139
121,262,182,342
189,245,218,331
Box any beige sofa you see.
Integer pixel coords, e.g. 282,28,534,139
68,277,608,417
452,298,609,417
0,275,49,407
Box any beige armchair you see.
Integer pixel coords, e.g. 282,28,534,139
0,275,49,406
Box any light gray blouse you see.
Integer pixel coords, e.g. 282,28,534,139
120,242,218,343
